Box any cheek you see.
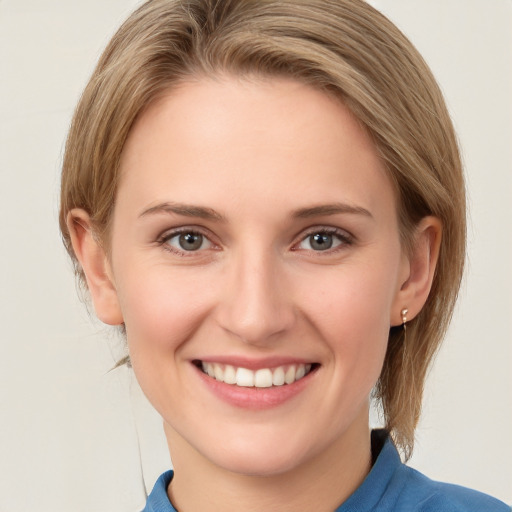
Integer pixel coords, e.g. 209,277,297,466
115,268,219,413
301,261,397,378
116,267,216,356
305,262,396,332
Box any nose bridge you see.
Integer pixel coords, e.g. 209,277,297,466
217,241,294,344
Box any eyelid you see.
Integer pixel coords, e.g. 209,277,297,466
157,226,220,255
291,225,354,252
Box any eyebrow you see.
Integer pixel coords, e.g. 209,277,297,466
292,203,373,219
139,202,226,221
138,201,372,222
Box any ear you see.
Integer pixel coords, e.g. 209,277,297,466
391,216,442,326
67,209,124,325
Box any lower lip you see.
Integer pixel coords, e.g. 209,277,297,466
193,365,316,410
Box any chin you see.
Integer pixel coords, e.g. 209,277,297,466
215,452,306,478
203,433,314,477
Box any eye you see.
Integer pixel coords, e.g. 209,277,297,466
296,229,351,252
164,230,213,252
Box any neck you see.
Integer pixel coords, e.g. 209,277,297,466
165,414,372,512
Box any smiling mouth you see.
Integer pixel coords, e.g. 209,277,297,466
194,361,319,388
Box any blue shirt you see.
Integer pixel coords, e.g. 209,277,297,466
142,431,510,511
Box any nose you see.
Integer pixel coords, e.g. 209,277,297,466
215,248,296,345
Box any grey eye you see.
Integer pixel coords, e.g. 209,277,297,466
179,233,203,250
309,233,333,251
297,231,344,251
167,232,211,252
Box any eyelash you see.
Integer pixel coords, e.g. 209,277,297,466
292,227,354,253
157,227,217,257
157,226,354,256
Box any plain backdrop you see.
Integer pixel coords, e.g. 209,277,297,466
1,1,511,510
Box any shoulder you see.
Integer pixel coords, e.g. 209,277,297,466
395,464,510,512
341,431,510,512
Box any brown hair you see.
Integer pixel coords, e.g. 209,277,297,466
60,0,465,458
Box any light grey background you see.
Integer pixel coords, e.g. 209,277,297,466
1,1,510,510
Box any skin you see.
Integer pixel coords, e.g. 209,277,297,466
69,76,441,512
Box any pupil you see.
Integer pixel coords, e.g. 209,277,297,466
311,233,332,251
179,233,202,251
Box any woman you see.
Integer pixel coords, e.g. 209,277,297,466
59,0,510,510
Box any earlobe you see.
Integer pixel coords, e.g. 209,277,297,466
67,209,124,325
391,216,442,326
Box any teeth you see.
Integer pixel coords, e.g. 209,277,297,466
206,362,215,378
213,364,223,381
272,367,285,386
200,362,313,388
254,369,273,388
236,367,254,387
223,364,236,384
284,366,295,385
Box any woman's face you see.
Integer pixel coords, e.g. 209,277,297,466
106,76,410,475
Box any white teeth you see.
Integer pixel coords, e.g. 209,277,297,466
200,362,313,388
272,366,285,386
203,361,215,378
223,364,236,384
235,367,254,387
254,369,273,388
213,363,223,381
284,366,296,385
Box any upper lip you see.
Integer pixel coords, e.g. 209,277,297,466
193,356,317,371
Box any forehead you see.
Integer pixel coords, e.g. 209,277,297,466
117,75,395,221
